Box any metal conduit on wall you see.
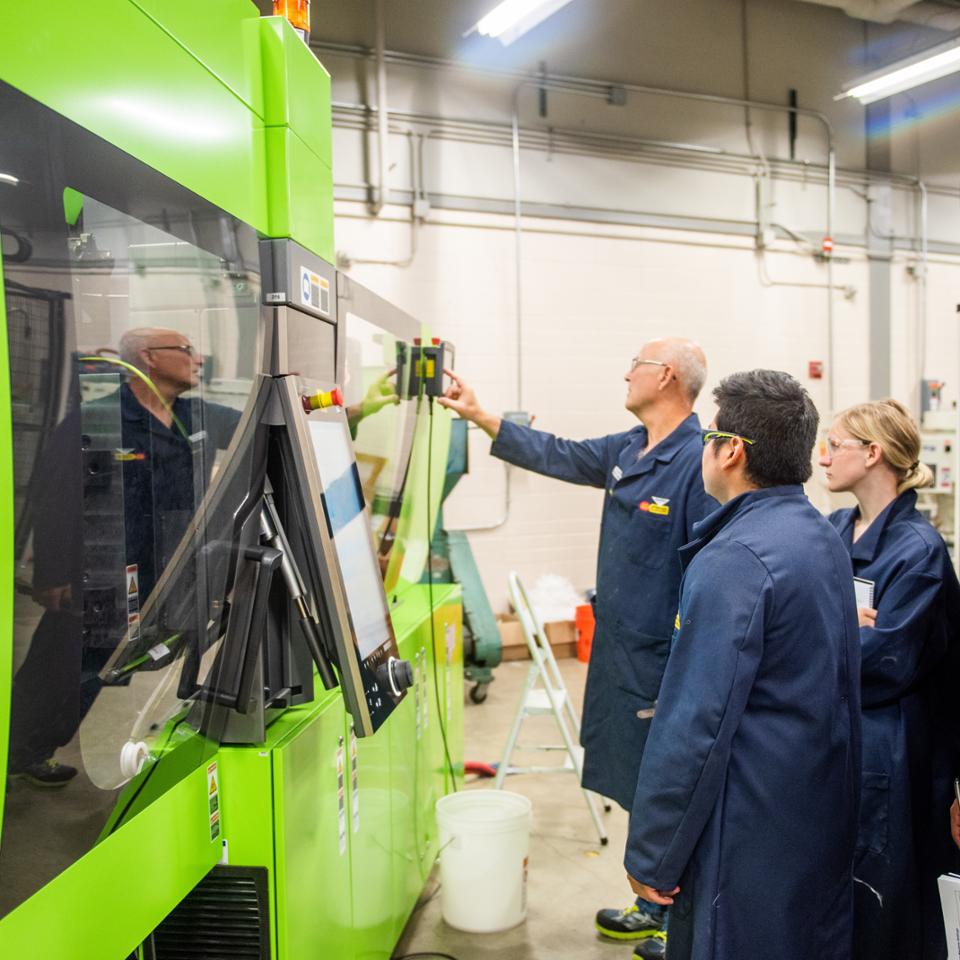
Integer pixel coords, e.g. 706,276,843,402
328,41,942,526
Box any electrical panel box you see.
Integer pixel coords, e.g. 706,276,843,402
920,432,956,493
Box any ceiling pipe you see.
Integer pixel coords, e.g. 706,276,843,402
370,0,389,216
510,76,837,411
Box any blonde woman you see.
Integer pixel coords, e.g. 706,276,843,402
819,399,960,960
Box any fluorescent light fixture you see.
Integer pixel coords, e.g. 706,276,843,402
470,0,575,46
839,35,960,104
0,172,19,185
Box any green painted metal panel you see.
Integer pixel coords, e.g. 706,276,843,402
348,708,395,960
264,125,334,260
0,764,219,958
273,697,353,960
130,0,266,118
260,17,333,166
217,690,346,958
217,746,277,882
0,258,10,835
0,1,268,233
388,634,423,940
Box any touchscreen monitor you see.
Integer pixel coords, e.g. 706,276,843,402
307,418,394,661
278,376,409,735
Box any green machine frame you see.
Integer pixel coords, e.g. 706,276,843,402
0,3,463,958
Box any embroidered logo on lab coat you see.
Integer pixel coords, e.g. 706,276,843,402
639,496,670,516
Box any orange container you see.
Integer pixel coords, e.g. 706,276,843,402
575,604,595,663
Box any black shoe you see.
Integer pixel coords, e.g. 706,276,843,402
595,903,666,941
10,759,78,787
633,933,666,959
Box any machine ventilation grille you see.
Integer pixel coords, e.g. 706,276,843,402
145,866,269,960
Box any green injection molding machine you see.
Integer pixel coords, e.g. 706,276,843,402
0,4,463,958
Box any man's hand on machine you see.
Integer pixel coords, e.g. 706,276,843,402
627,874,680,906
437,369,502,440
951,799,960,850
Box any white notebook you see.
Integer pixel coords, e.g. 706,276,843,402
939,873,960,960
853,576,875,609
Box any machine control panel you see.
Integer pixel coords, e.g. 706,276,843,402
398,337,454,399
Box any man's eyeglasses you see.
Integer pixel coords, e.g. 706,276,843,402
148,344,199,358
823,437,868,455
629,357,668,372
702,430,756,446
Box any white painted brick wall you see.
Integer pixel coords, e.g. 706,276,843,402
337,203,959,611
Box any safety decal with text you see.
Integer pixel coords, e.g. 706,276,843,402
337,738,347,855
126,564,140,642
207,761,220,841
350,729,360,834
300,266,330,316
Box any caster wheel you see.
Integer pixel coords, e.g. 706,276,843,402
470,683,489,704
600,836,609,846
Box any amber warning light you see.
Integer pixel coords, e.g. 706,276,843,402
273,0,310,42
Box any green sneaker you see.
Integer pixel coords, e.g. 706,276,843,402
595,904,665,941
10,759,78,787
633,932,666,958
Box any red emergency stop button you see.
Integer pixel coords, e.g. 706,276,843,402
302,386,344,412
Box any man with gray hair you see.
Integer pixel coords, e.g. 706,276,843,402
9,327,239,788
440,338,716,959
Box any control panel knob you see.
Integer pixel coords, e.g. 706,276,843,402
377,657,414,697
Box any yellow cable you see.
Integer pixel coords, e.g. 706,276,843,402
79,355,191,441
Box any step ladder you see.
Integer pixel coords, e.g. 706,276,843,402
494,571,608,845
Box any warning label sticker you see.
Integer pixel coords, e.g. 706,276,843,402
126,564,140,643
207,762,220,840
300,266,331,316
350,730,359,834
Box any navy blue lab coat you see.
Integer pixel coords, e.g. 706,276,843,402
625,486,862,960
829,491,960,960
491,414,716,809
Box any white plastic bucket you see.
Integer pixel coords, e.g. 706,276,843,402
436,790,532,933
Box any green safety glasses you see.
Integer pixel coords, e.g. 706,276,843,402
702,430,756,446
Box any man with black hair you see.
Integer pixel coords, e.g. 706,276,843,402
623,370,862,960
441,339,716,954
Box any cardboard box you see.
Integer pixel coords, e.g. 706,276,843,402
544,620,577,660
496,613,577,661
497,613,527,660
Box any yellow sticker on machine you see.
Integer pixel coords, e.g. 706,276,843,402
207,762,220,837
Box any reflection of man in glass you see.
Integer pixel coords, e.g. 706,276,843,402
109,327,241,603
8,327,240,787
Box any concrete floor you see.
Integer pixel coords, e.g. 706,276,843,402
395,656,638,960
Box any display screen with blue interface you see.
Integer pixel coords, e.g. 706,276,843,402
308,419,393,661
